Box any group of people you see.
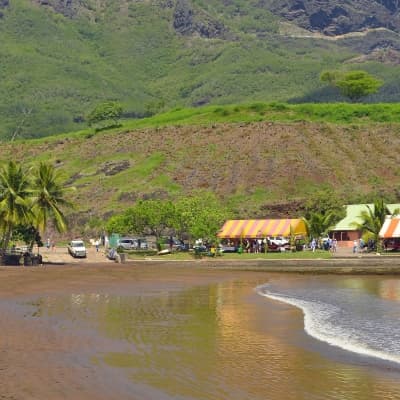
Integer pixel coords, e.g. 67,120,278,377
353,238,376,253
310,237,338,252
241,238,270,253
46,238,56,251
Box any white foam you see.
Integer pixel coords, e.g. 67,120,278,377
256,286,400,365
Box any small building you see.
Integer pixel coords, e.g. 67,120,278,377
217,218,307,240
330,204,400,247
379,217,400,251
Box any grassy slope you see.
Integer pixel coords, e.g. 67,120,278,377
1,0,400,140
3,102,400,235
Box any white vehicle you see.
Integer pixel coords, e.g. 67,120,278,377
118,237,148,250
118,237,138,250
268,236,289,246
68,239,87,258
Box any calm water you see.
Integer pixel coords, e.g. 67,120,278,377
28,274,400,400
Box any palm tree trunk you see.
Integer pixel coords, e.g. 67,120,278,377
1,225,12,264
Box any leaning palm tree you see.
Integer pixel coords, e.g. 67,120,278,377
30,162,74,236
353,199,399,251
0,161,33,254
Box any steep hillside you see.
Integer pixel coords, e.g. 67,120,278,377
1,0,400,139
3,108,400,234
266,0,400,36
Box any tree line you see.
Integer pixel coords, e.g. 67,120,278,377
104,187,398,250
105,192,231,246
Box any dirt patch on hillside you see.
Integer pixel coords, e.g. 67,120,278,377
1,121,399,227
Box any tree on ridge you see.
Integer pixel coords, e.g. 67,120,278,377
320,70,383,101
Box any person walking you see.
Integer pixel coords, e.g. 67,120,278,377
311,238,316,252
332,238,337,253
353,239,358,253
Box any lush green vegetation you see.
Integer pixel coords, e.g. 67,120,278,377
320,70,383,101
105,192,232,244
1,0,400,140
0,161,72,255
111,102,400,132
24,101,400,144
87,101,123,130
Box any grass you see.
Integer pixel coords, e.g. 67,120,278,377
27,101,400,147
126,250,333,261
113,102,400,135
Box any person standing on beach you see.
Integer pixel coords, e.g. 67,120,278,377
332,238,337,253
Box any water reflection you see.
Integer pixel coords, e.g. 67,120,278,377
32,277,400,400
338,277,400,301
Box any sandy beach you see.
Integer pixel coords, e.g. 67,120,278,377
1,259,273,400
1,247,400,399
0,265,220,399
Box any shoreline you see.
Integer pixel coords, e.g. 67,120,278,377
133,257,400,274
3,245,400,274
2,255,400,275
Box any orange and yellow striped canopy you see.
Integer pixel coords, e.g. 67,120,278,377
217,219,307,239
379,218,400,238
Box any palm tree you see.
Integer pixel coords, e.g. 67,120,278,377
30,162,73,236
304,210,337,240
0,161,32,254
353,199,399,250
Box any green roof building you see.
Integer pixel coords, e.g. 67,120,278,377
330,204,400,246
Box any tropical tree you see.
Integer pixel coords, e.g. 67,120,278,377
133,199,176,239
105,210,135,235
30,162,73,235
0,161,32,253
12,225,43,250
107,200,176,239
353,199,400,250
304,187,345,220
320,70,383,101
303,210,337,239
87,101,123,130
303,188,345,239
105,192,231,247
173,191,231,243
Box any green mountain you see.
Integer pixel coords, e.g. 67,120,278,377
1,0,400,140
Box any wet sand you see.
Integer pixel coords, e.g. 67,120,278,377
0,263,269,399
1,252,400,399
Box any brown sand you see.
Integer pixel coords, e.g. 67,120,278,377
0,253,266,400
1,246,399,399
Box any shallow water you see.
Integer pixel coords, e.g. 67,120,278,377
29,274,400,400
257,275,400,365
